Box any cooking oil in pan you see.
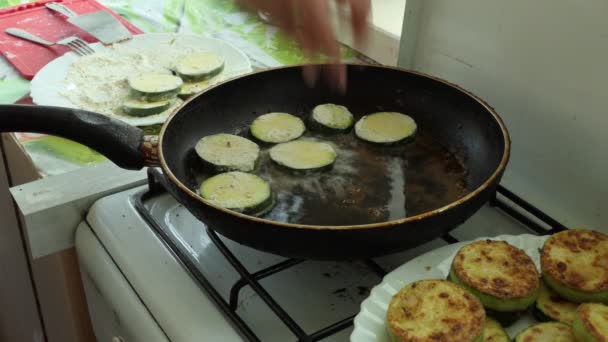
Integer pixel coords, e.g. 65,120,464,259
191,123,468,226
252,130,469,226
192,129,468,226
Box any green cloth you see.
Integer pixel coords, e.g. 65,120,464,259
0,78,29,104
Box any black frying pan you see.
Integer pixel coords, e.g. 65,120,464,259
0,64,509,260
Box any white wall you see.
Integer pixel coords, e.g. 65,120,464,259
370,0,406,37
412,0,607,231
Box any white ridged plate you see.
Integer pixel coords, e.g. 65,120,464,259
351,234,550,341
31,33,252,127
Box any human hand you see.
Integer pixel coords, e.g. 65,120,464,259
237,0,371,92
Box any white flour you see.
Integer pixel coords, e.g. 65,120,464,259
61,43,225,121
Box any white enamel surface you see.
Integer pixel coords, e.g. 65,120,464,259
82,183,535,341
84,186,243,342
76,222,169,342
30,33,251,126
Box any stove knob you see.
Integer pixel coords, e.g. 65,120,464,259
112,337,125,342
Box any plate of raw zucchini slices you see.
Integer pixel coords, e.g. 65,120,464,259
351,229,608,342
30,33,252,127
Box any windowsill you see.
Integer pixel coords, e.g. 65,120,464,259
370,0,406,38
333,0,407,66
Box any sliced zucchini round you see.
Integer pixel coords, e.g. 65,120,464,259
310,104,354,133
540,229,608,304
122,98,172,117
178,81,210,99
533,280,578,325
483,319,510,342
200,172,273,216
572,303,608,342
449,240,539,326
175,52,224,83
514,322,577,342
269,140,336,172
354,112,417,145
250,112,306,144
386,279,485,342
195,134,260,173
128,73,183,101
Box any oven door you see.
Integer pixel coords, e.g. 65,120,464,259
75,222,169,342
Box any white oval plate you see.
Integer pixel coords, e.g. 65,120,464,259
350,234,550,341
31,33,252,127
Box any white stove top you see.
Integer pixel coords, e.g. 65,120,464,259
81,184,535,342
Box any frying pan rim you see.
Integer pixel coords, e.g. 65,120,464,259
157,63,511,231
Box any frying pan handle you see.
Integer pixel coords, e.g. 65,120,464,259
0,105,152,170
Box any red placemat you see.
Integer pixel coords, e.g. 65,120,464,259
0,0,143,80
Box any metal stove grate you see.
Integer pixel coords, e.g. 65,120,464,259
134,168,566,342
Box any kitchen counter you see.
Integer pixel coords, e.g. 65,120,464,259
0,0,355,177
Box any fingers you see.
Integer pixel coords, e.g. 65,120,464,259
299,0,341,63
348,0,371,45
239,0,352,92
295,0,340,91
322,64,347,94
297,0,347,91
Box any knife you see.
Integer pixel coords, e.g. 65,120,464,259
46,2,132,44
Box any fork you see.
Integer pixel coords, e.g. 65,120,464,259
5,28,95,56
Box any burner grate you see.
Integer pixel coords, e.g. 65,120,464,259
134,168,566,342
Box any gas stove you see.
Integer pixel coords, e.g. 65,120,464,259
75,169,565,342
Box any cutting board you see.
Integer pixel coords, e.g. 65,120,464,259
0,0,143,80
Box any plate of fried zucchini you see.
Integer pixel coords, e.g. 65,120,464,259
351,229,608,342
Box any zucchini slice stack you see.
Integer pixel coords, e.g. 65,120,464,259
122,52,226,116
573,303,608,342
178,81,211,100
540,229,608,304
124,73,183,117
386,279,486,342
175,52,224,82
199,171,273,216
175,52,225,99
122,98,173,117
449,240,540,326
514,322,577,342
269,140,337,173
195,134,260,173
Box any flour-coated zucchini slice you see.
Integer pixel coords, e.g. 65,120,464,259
269,140,336,172
128,73,183,101
310,104,354,133
483,319,510,342
200,172,273,216
195,134,260,173
514,322,576,342
533,280,578,325
540,229,608,304
175,52,224,82
572,303,608,342
386,279,485,342
449,240,540,326
250,112,306,144
355,112,417,145
178,81,210,99
122,98,172,117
